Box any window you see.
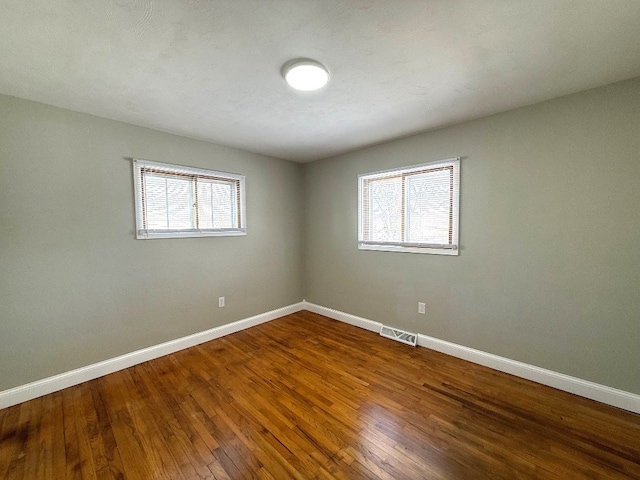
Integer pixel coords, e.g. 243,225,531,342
133,159,246,239
358,157,460,255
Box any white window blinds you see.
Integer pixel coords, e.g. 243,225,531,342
133,159,246,239
358,158,460,255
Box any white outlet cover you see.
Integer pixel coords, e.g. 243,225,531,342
218,297,225,307
418,302,426,314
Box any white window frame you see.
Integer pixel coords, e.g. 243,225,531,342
358,157,460,255
133,159,246,240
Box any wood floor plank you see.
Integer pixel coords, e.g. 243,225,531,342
0,403,23,478
1,311,639,479
118,367,190,480
61,388,88,480
34,394,54,480
98,373,164,480
5,402,31,480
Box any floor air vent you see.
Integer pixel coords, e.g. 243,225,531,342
380,325,418,346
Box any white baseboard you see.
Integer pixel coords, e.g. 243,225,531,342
0,302,305,410
303,301,382,333
4,301,638,415
302,301,640,414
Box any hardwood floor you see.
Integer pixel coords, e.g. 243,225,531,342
1,311,639,479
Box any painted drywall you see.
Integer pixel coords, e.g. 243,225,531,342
303,78,640,395
0,94,303,392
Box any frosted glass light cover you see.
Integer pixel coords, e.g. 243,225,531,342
283,61,329,91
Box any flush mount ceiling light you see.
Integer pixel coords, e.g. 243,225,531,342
282,59,329,91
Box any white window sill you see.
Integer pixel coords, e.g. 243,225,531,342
136,229,247,240
358,243,459,256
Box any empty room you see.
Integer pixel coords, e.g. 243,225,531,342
1,1,639,479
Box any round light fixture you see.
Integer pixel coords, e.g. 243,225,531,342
282,59,329,91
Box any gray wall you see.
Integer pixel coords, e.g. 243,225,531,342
303,78,640,395
0,94,304,392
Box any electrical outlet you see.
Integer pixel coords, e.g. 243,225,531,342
218,296,225,308
418,302,426,315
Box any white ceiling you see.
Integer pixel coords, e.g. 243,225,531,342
1,1,639,162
